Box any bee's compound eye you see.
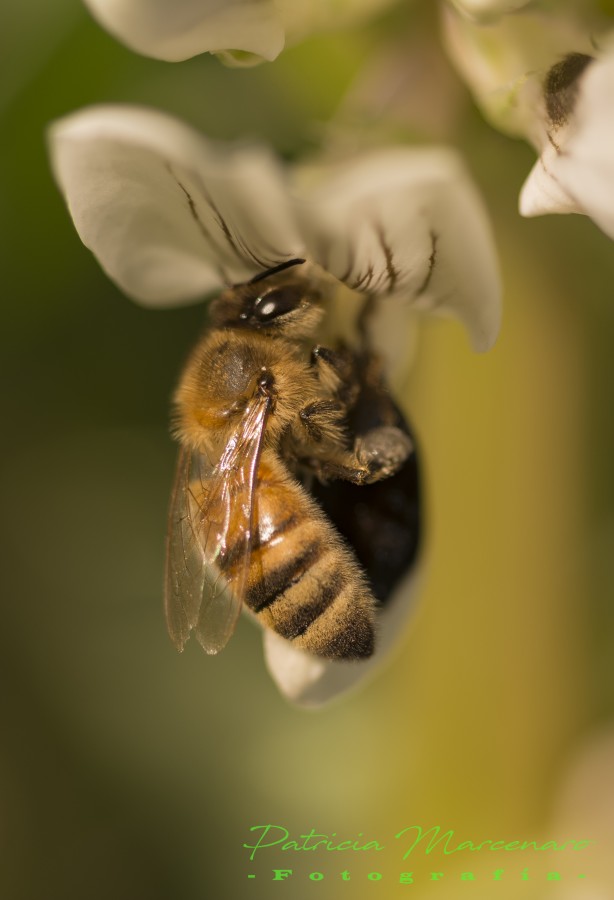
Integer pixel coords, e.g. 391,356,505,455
253,284,304,322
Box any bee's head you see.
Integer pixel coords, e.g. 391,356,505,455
209,260,325,339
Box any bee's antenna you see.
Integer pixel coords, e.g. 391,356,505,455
249,258,306,284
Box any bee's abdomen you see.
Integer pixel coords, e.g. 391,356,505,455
231,456,375,660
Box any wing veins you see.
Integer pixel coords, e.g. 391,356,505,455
164,387,272,655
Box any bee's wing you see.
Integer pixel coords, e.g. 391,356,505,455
164,392,271,655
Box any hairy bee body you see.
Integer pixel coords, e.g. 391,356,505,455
165,263,416,661
173,323,376,659
190,450,375,658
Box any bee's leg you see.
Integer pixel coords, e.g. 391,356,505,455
299,346,413,484
293,396,366,480
312,426,414,485
355,426,414,481
298,398,348,447
310,345,359,407
299,339,414,484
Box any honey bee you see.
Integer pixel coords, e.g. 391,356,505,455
165,260,419,661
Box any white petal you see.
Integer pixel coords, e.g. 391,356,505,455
48,105,304,306
294,147,501,352
554,51,614,240
519,146,583,217
83,0,284,62
519,51,614,239
263,570,421,708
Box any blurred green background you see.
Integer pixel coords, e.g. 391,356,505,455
2,2,614,898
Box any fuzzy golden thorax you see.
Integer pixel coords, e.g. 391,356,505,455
173,327,323,456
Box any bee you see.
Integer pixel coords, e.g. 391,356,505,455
165,260,419,661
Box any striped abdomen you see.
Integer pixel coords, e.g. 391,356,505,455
224,452,376,660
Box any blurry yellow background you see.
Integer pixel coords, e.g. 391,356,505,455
1,2,613,899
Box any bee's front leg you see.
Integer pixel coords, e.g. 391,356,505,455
355,426,414,481
296,393,412,488
307,427,413,485
310,345,359,408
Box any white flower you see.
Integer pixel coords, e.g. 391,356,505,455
441,3,614,239
441,3,602,140
82,0,398,65
520,49,614,240
48,104,501,349
48,104,501,705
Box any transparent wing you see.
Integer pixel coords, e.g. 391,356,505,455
164,391,271,654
